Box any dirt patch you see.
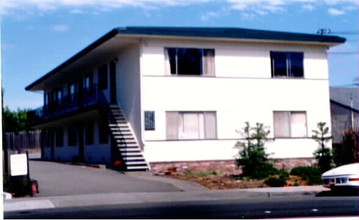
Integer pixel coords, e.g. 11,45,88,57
163,172,308,190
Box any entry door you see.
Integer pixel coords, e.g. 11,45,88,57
78,123,85,162
49,129,55,160
110,60,117,104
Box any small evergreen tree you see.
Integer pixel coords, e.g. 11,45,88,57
235,122,275,179
312,122,333,172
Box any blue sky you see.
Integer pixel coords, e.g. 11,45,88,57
1,0,358,110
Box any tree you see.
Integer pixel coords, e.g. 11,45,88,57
312,122,333,172
2,106,35,133
333,129,359,166
235,122,275,179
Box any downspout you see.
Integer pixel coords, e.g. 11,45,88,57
350,93,354,129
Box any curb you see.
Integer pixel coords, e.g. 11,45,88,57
4,187,326,212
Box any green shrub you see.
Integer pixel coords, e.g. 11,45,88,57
235,122,274,179
312,122,333,172
290,166,322,185
250,163,278,179
265,177,287,187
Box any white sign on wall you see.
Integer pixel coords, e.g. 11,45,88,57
10,153,28,176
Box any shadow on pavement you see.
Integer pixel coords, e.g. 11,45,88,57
316,189,359,197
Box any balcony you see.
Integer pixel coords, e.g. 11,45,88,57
38,85,107,121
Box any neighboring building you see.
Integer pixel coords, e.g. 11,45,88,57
26,27,345,171
330,88,359,143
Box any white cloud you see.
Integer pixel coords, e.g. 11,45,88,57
0,0,357,17
201,11,221,21
302,4,315,11
328,8,345,15
70,9,84,14
52,24,69,32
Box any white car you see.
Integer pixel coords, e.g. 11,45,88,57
322,163,359,190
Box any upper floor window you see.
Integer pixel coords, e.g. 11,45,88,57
271,51,304,78
56,89,63,105
165,48,215,76
68,83,76,102
84,73,93,90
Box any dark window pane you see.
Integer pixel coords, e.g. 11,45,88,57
145,111,155,131
289,52,304,77
177,48,202,75
271,52,287,77
98,64,108,90
168,48,177,74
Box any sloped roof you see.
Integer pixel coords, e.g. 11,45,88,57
26,26,346,91
330,88,359,111
115,26,346,43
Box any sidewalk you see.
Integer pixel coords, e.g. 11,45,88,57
4,186,329,212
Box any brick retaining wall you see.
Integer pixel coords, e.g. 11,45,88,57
150,158,316,174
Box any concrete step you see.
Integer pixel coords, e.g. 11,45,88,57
119,148,141,152
126,166,149,171
125,160,148,165
123,157,146,161
120,152,143,156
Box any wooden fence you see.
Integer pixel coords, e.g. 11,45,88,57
4,131,42,151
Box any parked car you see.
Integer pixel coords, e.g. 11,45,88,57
322,163,359,190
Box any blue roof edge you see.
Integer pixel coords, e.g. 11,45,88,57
26,26,346,91
116,26,346,43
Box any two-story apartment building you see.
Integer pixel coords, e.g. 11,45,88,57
26,27,345,171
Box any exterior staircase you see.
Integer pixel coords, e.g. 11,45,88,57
102,104,149,171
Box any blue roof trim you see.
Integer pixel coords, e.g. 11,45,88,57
26,26,346,91
117,26,346,43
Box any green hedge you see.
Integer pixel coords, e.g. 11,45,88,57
290,166,322,185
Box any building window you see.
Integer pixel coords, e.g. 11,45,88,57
166,111,217,140
84,73,93,90
165,48,215,76
99,121,109,144
55,127,64,147
145,111,155,131
273,111,307,138
98,64,108,90
56,89,63,105
85,121,94,145
68,83,76,102
271,51,304,78
68,125,77,146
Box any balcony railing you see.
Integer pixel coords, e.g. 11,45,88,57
40,85,107,120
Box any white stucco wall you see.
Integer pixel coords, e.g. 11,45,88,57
116,44,143,147
140,38,332,162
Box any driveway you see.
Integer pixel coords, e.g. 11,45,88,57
29,159,182,197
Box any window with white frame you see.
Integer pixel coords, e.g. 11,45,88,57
166,111,217,140
273,111,307,138
271,51,304,78
165,48,215,76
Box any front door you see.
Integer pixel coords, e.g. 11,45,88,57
78,122,85,162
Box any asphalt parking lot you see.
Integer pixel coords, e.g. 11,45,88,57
29,159,182,197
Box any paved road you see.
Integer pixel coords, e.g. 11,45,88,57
6,196,359,218
29,159,182,196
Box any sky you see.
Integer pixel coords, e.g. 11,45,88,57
1,0,358,110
